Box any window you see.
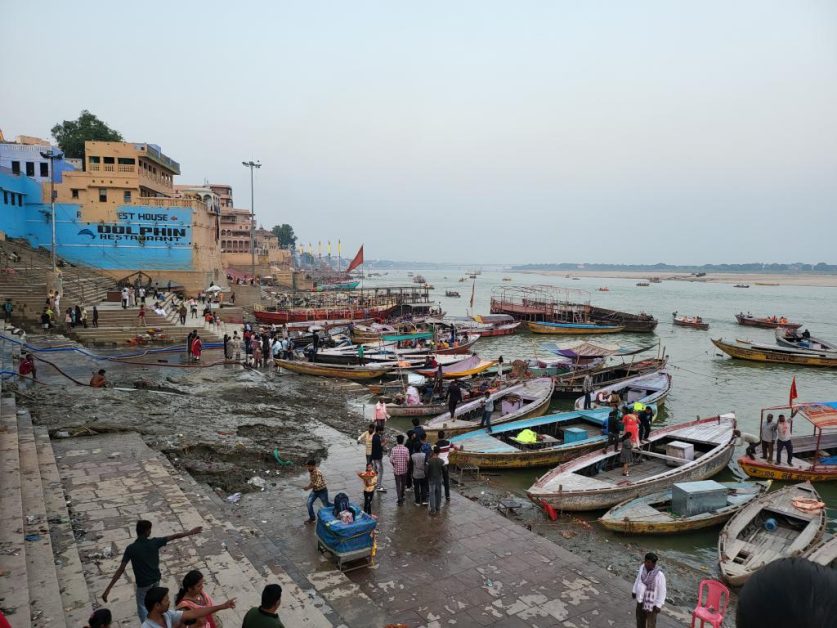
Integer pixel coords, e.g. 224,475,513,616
117,157,135,165
71,189,79,199
89,156,100,164
11,161,20,174
17,194,23,206
123,190,132,203
99,188,107,202
40,162,49,178
2,191,7,204
103,157,115,164
25,162,35,177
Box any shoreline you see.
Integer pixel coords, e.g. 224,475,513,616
523,270,837,287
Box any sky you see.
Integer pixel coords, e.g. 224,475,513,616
2,1,836,264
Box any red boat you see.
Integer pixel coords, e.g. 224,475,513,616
735,313,802,329
254,304,397,324
672,312,709,330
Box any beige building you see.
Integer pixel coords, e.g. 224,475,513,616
52,141,225,293
217,194,290,278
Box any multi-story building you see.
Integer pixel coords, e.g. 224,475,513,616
0,133,76,183
0,139,224,292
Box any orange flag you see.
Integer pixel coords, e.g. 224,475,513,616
346,245,364,272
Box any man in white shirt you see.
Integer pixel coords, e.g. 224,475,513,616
632,552,666,627
141,585,235,628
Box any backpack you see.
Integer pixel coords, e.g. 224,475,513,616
332,492,350,517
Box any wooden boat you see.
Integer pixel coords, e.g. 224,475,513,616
735,313,802,329
315,280,359,292
636,282,650,287
527,414,737,511
574,370,671,412
414,355,496,379
599,481,770,535
712,338,837,368
718,482,826,586
737,401,837,482
423,378,555,439
552,358,668,399
672,312,709,330
387,401,448,418
448,408,611,469
774,328,837,353
733,284,750,288
274,359,396,380
805,536,837,567
597,287,609,292
254,303,396,324
587,305,658,332
444,290,461,298
528,321,625,335
434,335,481,355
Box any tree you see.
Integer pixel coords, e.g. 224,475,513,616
271,224,297,249
51,110,123,159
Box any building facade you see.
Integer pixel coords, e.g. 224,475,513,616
0,134,76,183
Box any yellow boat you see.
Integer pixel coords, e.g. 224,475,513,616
414,355,496,379
274,359,394,380
711,338,837,367
527,321,625,335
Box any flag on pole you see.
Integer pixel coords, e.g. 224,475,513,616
337,239,341,255
327,240,331,256
346,245,364,272
789,376,798,408
469,279,476,309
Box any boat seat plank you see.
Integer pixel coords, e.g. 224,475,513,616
460,434,518,454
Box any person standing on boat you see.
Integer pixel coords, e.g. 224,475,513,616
480,390,495,433
582,374,594,409
433,364,444,398
632,552,666,627
620,433,634,476
776,414,793,465
638,406,653,443
622,406,640,445
357,343,365,365
446,380,463,418
497,356,505,382
606,410,621,453
760,413,777,462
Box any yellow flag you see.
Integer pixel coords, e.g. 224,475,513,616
327,240,332,255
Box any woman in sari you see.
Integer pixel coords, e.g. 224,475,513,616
175,570,218,628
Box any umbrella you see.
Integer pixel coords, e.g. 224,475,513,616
206,285,223,293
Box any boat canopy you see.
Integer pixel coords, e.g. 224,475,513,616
796,402,837,429
542,340,655,359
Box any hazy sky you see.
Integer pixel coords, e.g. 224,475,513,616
3,1,836,264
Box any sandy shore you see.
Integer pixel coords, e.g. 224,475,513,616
529,270,837,287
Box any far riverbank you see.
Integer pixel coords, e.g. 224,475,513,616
524,270,837,288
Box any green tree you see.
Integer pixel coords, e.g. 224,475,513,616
271,223,297,249
51,110,123,159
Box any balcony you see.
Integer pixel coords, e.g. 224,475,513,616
134,144,181,175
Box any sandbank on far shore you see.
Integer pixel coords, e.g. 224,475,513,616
526,270,837,288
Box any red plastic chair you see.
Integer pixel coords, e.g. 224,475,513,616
691,579,730,628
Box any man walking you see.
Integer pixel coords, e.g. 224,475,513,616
632,552,666,628
101,520,203,623
761,413,778,462
446,380,462,418
303,459,330,524
411,442,429,506
427,446,445,515
374,398,390,430
582,373,594,409
389,434,410,505
371,424,387,492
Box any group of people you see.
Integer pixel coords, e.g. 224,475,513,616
222,323,296,367
98,519,287,627
38,291,99,331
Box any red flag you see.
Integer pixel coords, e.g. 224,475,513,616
346,245,364,272
789,376,798,408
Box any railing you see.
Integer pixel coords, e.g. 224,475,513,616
139,170,173,189
118,165,135,173
136,197,207,211
103,164,115,172
89,164,100,172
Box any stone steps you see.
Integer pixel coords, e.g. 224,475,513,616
50,433,334,627
0,397,30,627
33,427,92,627
17,409,68,628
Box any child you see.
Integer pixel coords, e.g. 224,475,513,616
357,463,377,515
620,432,634,476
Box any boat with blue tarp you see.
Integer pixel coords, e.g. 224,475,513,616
448,408,611,469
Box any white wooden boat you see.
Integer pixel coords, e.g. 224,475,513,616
423,377,554,439
599,481,770,534
804,535,837,568
774,328,837,353
527,414,737,511
574,370,671,411
718,482,826,586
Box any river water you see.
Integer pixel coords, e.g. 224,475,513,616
363,270,837,539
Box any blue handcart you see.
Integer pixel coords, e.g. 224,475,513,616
315,504,377,572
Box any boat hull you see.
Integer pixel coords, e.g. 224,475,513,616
737,457,837,482
712,338,837,367
735,314,802,329
274,359,393,380
449,437,606,469
528,322,625,335
552,359,667,398
256,305,396,324
387,403,447,418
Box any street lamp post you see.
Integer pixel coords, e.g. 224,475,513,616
241,160,261,282
40,149,64,272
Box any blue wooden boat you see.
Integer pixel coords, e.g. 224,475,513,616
447,408,612,469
